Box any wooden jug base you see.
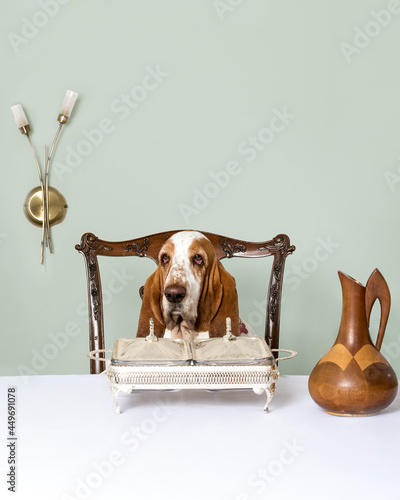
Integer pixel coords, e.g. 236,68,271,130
326,410,380,417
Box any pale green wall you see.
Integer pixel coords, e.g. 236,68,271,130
1,0,400,377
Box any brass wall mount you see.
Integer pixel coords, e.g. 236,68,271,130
23,186,68,228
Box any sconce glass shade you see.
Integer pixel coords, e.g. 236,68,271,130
23,186,68,227
11,104,31,133
59,90,78,118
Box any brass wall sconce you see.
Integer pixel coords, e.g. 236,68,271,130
11,90,78,264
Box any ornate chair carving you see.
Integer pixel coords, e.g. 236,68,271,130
76,231,295,374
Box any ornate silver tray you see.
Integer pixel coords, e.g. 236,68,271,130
88,318,296,414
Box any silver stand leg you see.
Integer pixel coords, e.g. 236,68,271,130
111,386,121,414
264,390,271,413
264,383,276,413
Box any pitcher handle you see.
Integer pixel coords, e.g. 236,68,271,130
365,269,391,351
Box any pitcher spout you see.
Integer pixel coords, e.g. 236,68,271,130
336,271,371,354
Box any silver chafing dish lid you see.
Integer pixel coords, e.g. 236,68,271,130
111,318,192,366
111,337,192,366
192,336,274,366
192,317,274,366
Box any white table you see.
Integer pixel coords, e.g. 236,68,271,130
1,374,398,500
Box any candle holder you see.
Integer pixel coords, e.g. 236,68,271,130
11,90,78,264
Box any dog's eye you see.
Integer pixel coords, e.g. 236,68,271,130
194,254,203,265
161,254,169,265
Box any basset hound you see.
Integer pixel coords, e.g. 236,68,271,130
136,230,240,340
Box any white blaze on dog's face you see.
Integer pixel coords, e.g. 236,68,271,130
158,231,210,340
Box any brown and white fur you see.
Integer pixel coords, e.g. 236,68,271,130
136,231,240,340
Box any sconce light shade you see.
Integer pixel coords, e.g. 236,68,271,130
58,90,78,121
11,104,30,133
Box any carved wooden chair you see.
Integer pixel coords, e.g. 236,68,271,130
76,231,295,374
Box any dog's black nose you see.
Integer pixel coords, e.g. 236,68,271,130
164,285,186,303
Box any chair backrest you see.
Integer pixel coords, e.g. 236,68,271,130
76,231,295,374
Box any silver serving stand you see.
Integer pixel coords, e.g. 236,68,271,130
88,319,296,414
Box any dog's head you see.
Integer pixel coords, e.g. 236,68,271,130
137,231,240,339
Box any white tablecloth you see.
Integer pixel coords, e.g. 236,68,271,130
0,374,398,500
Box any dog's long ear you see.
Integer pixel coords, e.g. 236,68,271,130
136,268,165,337
197,258,240,337
209,262,240,337
197,257,223,332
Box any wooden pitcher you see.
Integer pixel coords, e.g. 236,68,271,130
308,269,398,416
